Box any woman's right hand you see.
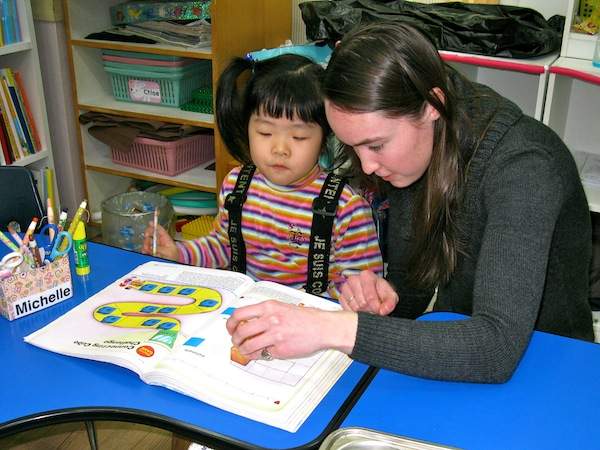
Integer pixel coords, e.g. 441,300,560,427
340,270,399,315
141,222,179,261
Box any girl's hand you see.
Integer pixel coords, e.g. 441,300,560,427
141,222,179,261
226,300,357,361
340,270,399,315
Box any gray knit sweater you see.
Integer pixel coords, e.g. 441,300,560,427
350,73,594,383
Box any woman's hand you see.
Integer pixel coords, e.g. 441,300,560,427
340,270,399,315
226,300,358,361
141,222,179,261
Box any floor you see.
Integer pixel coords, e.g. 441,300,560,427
0,421,174,450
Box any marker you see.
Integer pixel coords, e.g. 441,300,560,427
22,217,39,247
57,209,68,232
152,207,159,256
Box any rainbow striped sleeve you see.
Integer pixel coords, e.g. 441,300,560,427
176,170,238,268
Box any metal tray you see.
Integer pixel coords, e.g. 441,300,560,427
319,427,460,450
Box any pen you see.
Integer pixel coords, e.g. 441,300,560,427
60,200,87,251
152,207,159,256
0,230,19,252
22,217,39,247
29,239,43,268
57,208,68,232
7,224,35,267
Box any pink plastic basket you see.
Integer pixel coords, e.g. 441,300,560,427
111,134,214,176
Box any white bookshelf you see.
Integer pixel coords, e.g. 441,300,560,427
441,51,559,121
1,0,58,206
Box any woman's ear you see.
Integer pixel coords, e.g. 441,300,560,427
424,87,445,121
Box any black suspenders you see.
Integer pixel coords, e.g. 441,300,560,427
224,164,345,296
306,172,345,295
224,164,256,274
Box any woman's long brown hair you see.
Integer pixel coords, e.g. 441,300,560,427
323,22,466,289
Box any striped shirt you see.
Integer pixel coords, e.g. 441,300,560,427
177,165,383,299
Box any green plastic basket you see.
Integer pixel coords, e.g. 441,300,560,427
102,49,185,62
104,60,201,74
104,61,211,107
181,87,213,113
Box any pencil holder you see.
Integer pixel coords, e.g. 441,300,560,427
0,256,73,321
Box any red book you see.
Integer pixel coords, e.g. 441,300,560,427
0,114,14,164
13,71,41,151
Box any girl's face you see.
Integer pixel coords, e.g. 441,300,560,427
248,112,324,186
325,100,439,188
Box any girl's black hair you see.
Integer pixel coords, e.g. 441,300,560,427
323,21,467,289
216,54,331,164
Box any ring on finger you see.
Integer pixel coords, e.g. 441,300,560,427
261,347,274,361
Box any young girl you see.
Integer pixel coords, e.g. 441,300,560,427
142,54,383,299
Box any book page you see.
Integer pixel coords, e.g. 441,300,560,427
25,262,254,375
143,280,348,432
25,261,351,432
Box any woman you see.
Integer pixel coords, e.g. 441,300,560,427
226,22,594,383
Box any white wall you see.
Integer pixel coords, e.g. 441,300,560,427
34,20,85,214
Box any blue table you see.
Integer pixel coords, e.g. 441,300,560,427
0,243,373,450
340,312,600,450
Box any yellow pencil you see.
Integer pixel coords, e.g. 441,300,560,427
60,199,87,251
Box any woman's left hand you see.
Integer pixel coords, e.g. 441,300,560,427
226,300,357,361
340,270,399,315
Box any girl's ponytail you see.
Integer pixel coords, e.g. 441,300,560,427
215,57,254,163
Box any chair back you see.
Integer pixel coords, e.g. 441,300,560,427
0,166,45,232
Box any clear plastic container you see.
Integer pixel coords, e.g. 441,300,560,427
101,192,174,252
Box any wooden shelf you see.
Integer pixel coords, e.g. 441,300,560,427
64,0,292,216
84,147,216,193
71,39,213,60
77,100,214,129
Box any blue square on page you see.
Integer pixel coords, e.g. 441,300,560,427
222,307,236,316
184,337,204,347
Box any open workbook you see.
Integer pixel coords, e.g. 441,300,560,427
25,261,351,432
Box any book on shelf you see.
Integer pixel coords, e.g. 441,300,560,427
0,0,21,46
0,113,11,164
25,261,352,432
0,67,41,163
13,71,41,151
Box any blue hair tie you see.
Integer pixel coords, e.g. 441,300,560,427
246,43,332,66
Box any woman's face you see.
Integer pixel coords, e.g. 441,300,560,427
325,100,439,188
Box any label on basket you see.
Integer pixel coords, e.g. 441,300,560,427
129,79,161,103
